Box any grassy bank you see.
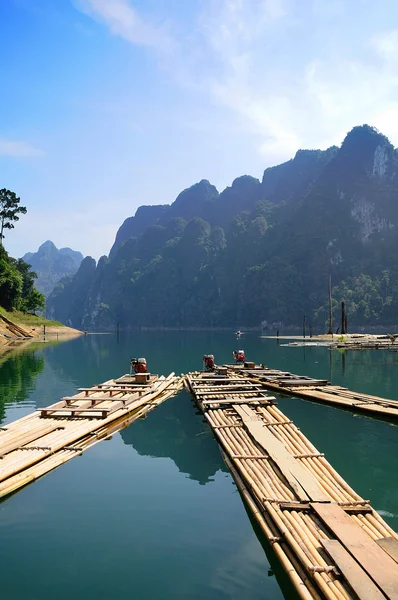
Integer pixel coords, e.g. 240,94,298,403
0,307,63,327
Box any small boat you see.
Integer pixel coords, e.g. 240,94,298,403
236,330,241,336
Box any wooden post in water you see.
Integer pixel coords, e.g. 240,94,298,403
327,273,333,335
341,301,346,334
309,323,313,338
344,314,348,334
303,316,306,339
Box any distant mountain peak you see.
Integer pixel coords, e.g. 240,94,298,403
336,125,394,179
38,240,57,251
21,242,83,297
46,123,398,331
341,124,393,154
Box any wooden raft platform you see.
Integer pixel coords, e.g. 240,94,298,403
185,371,398,600
0,372,182,499
232,365,398,422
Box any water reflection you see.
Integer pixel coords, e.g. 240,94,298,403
0,333,397,600
0,346,44,424
120,391,228,485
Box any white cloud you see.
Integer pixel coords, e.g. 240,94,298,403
0,139,44,157
371,29,398,60
75,0,398,165
74,0,174,52
198,3,398,161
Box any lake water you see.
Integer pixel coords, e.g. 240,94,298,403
0,332,397,600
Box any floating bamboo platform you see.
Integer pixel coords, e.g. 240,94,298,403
232,365,398,422
0,372,182,499
185,370,398,600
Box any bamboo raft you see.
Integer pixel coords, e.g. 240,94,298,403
185,370,398,600
234,365,398,422
0,372,182,499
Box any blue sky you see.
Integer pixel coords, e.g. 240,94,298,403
2,0,398,259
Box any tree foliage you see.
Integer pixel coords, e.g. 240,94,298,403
0,189,27,243
47,125,398,330
0,190,43,314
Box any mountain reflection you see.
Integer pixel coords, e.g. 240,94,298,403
120,391,228,485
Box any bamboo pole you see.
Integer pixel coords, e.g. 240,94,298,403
0,375,182,498
185,372,398,600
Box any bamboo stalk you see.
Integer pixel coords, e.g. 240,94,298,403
186,372,398,600
0,375,181,498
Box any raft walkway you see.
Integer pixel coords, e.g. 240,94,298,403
185,370,398,600
0,372,182,499
236,366,398,422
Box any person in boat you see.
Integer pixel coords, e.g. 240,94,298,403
233,349,245,364
131,357,147,374
202,354,215,371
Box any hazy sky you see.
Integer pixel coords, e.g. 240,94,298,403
2,0,398,259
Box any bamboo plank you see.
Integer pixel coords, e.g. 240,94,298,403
279,502,372,514
0,379,183,499
233,405,328,503
62,394,139,404
376,537,398,564
190,378,238,382
278,379,328,387
0,375,180,488
220,450,319,600
320,539,386,600
196,389,265,396
312,503,398,599
194,383,258,389
0,422,63,457
78,386,148,393
186,372,398,600
248,376,398,420
202,397,274,405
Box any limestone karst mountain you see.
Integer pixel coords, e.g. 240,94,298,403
22,241,83,297
47,125,398,329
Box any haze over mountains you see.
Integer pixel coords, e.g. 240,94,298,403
46,125,398,330
22,241,83,297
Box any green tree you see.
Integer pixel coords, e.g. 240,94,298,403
0,257,23,310
0,189,27,244
15,258,37,297
20,288,45,314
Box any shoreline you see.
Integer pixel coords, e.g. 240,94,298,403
0,321,83,349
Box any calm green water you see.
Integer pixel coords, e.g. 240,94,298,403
0,332,398,600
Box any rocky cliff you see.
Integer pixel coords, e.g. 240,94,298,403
47,125,398,329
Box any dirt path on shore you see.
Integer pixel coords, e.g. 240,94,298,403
0,314,83,346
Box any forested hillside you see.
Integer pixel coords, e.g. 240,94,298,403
47,125,398,330
0,189,44,315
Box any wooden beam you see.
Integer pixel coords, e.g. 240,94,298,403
320,538,386,600
278,379,328,387
312,502,398,599
376,537,398,564
279,502,372,514
234,404,329,502
0,423,63,457
202,397,274,406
